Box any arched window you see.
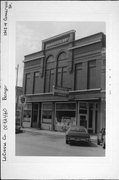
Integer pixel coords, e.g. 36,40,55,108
56,52,68,87
47,55,54,63
45,55,55,92
58,52,66,61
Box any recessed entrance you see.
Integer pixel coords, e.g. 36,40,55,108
79,102,98,133
32,103,41,128
79,103,88,128
88,103,93,133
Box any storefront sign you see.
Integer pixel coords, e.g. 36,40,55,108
53,86,69,97
45,37,69,49
19,95,26,105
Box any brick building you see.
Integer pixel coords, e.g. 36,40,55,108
23,30,106,133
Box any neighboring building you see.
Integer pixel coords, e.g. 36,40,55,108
23,30,106,133
16,86,23,127
16,86,23,99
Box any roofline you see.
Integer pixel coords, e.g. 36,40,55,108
68,39,102,50
42,30,76,43
24,50,43,58
74,32,105,44
23,55,45,63
24,31,105,59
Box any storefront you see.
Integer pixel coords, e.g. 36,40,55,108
26,100,101,134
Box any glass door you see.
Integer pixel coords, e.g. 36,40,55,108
79,103,88,128
88,103,98,134
88,103,93,133
32,103,39,128
80,115,88,128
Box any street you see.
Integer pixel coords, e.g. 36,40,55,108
16,132,105,156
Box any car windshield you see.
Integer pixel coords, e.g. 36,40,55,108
70,127,86,133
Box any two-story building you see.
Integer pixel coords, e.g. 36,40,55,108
22,30,106,134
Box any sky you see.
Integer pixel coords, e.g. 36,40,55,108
16,21,106,86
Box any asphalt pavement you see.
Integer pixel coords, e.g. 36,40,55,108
16,130,105,156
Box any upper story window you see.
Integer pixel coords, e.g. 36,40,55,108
56,52,69,88
58,52,66,61
75,63,84,90
45,55,55,92
57,52,67,68
47,55,54,63
88,60,97,89
46,55,55,70
25,73,32,94
33,71,40,94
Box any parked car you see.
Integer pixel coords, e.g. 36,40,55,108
65,126,90,145
102,134,106,149
97,128,105,146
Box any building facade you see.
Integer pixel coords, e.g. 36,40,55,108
16,86,23,127
23,30,106,133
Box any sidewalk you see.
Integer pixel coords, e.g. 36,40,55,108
21,127,97,143
21,127,65,137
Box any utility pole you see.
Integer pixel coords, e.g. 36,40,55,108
16,64,19,107
15,64,20,128
16,64,19,87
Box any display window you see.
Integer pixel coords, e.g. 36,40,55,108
42,111,52,124
41,103,52,124
55,102,76,131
